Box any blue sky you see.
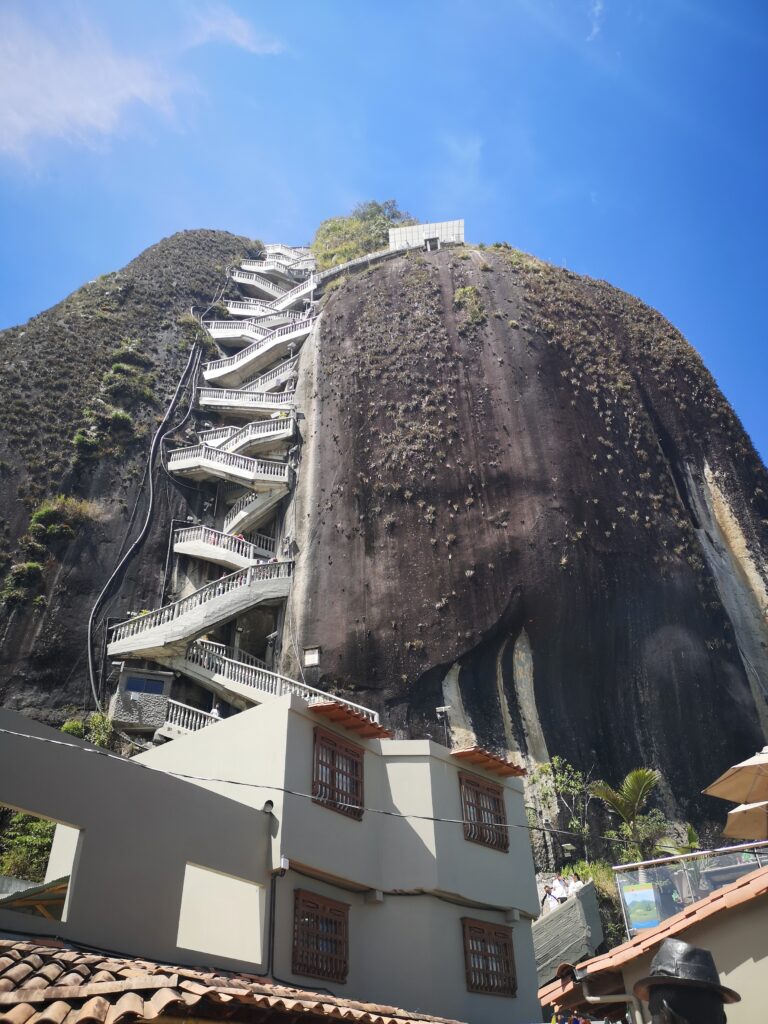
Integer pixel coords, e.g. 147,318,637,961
0,0,766,458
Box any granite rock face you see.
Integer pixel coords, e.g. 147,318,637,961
282,247,768,820
1,234,766,825
0,230,259,721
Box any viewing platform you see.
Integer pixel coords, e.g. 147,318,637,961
173,525,277,571
167,445,291,490
107,562,294,660
202,318,313,387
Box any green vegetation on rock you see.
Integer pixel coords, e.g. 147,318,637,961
312,200,416,269
0,562,44,606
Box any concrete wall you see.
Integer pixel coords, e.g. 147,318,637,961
139,697,538,916
0,710,271,973
136,696,542,1021
617,895,768,1024
272,867,541,1024
388,221,465,250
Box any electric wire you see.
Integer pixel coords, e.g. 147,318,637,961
85,342,202,712
0,727,635,848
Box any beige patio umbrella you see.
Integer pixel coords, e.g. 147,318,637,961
703,745,768,803
722,800,768,841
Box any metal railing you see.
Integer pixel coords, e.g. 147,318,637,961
220,417,295,454
110,562,294,641
241,357,299,392
164,699,220,734
203,318,314,373
168,444,290,480
613,840,768,937
197,388,295,408
182,641,380,723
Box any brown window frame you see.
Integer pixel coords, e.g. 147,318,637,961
462,918,517,997
312,727,364,820
292,888,349,983
458,771,509,852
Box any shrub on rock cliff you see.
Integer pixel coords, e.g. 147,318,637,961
312,200,416,269
0,562,44,606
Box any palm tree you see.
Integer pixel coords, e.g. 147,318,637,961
590,768,663,859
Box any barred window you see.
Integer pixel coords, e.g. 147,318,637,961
293,889,349,983
462,918,516,997
313,727,364,819
459,772,509,851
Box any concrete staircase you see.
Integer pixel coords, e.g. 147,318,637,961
107,562,294,660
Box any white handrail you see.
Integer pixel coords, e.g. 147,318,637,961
223,491,278,532
198,425,238,446
226,300,303,321
241,258,314,278
164,699,220,733
197,389,295,406
110,562,294,640
220,417,295,453
241,357,298,392
204,319,271,337
231,269,288,295
203,318,313,373
182,641,380,723
174,525,277,563
167,444,290,478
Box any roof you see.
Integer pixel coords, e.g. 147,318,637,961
0,939,465,1024
449,746,526,778
0,879,68,923
310,702,394,740
538,864,768,1007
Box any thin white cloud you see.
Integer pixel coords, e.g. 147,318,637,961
187,3,285,55
587,0,605,42
0,9,181,161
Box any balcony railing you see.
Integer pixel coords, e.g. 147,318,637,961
197,388,295,408
203,318,313,373
241,357,299,392
174,525,278,563
168,444,290,481
164,699,220,734
225,300,304,321
198,426,238,447
182,641,380,723
231,269,288,296
613,840,768,937
110,562,294,642
220,417,295,454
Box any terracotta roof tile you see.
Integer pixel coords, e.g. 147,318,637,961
539,864,768,1007
0,940,464,1024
